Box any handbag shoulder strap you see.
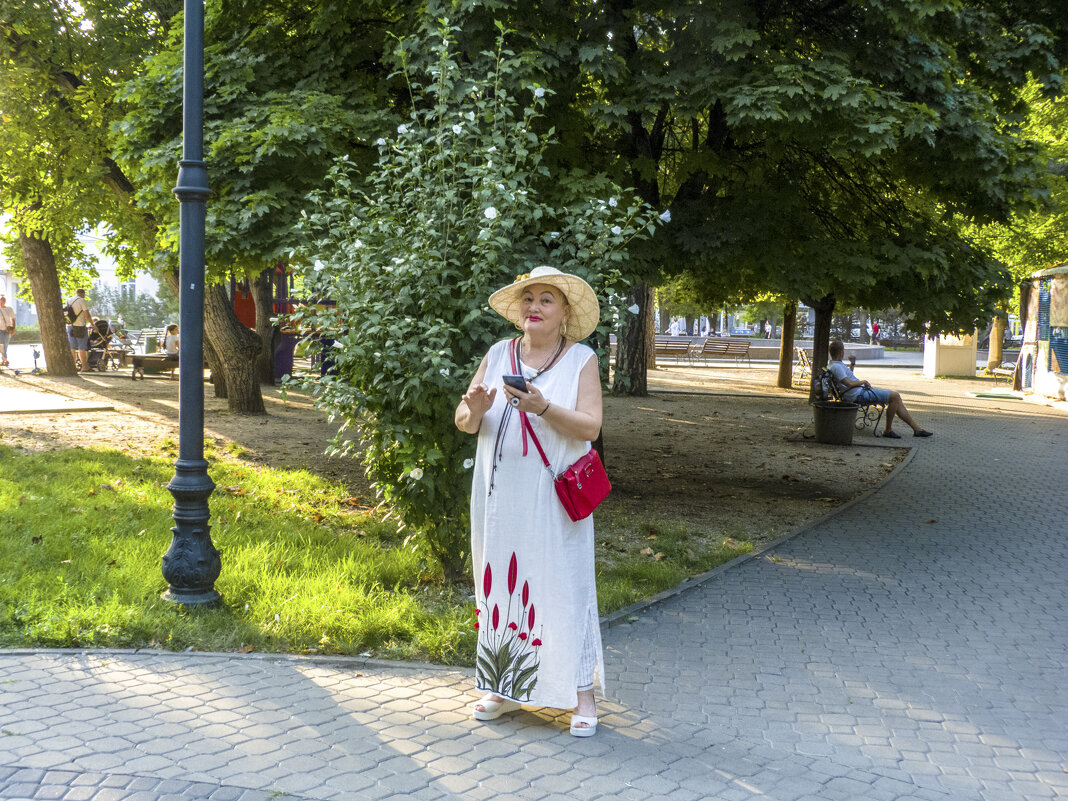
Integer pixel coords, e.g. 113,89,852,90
510,337,555,476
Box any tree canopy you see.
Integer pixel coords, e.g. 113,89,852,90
113,0,408,280
0,0,166,279
443,0,1066,342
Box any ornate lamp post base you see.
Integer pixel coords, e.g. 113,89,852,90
162,457,220,606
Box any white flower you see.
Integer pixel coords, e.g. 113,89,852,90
392,257,404,264
467,111,475,121
463,458,474,469
477,229,491,241
314,259,324,271
660,209,672,223
375,138,386,146
487,146,497,153
409,468,424,480
439,367,450,377
628,304,640,314
452,124,462,134
611,226,622,236
354,239,363,248
534,87,545,98
274,613,280,623
397,124,409,134
484,207,498,220
609,197,618,207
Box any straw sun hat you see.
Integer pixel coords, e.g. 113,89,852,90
488,266,601,341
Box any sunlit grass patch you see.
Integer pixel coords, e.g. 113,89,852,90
0,444,475,664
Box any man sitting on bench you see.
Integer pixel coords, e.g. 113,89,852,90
827,340,933,439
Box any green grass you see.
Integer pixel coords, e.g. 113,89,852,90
0,443,475,663
594,517,753,612
0,443,753,664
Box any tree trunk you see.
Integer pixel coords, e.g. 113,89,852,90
776,301,798,389
613,281,651,396
204,282,265,414
644,287,656,370
162,267,226,398
252,268,276,384
18,229,78,376
986,314,1007,370
806,294,836,401
1014,282,1030,392
204,335,228,398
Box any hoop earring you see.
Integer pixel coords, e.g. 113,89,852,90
514,319,524,331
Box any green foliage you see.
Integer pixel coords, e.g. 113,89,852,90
289,24,658,579
0,0,164,277
455,0,1066,335
113,0,405,279
971,75,1068,290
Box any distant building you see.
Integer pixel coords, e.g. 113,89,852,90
0,226,159,328
1020,263,1068,400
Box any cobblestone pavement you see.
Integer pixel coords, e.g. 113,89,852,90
2,374,1066,801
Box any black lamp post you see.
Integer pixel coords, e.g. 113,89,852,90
161,0,220,605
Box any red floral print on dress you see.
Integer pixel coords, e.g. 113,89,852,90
474,552,544,701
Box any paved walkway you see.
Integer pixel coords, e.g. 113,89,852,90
1,375,1065,801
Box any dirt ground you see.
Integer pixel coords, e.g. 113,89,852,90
0,363,907,549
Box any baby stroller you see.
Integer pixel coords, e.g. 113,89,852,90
85,320,131,372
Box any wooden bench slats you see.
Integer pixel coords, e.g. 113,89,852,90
692,337,751,366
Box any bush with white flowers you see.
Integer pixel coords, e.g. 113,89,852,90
289,23,658,580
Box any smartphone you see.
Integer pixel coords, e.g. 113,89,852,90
502,374,528,392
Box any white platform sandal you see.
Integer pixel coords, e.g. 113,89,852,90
472,694,522,721
569,714,598,737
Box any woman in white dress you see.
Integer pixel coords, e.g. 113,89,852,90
454,266,605,737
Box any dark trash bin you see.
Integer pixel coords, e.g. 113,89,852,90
813,400,859,445
274,332,297,380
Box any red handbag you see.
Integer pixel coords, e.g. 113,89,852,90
507,337,611,521
521,414,611,522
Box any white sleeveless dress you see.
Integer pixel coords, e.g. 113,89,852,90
469,338,605,709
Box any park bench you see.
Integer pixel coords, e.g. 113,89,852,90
130,353,178,380
795,347,813,382
692,337,751,367
991,358,1018,385
130,327,169,354
654,336,696,364
816,367,887,435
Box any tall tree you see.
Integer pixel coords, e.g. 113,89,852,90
972,75,1068,369
114,0,412,409
0,0,169,374
440,0,1066,393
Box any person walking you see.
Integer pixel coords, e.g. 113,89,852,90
66,289,95,372
455,266,605,737
0,295,15,367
